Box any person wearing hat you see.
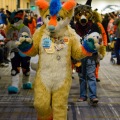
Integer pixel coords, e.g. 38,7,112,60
6,10,32,94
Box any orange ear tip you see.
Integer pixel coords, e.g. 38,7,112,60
63,0,76,10
35,0,49,10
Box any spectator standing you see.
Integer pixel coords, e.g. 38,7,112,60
28,13,36,35
23,12,32,27
107,13,115,42
0,8,7,25
0,24,8,67
74,0,100,104
102,14,110,43
113,14,120,65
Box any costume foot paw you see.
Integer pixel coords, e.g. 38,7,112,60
23,82,32,89
8,86,19,94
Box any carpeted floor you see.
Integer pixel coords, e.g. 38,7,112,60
0,52,120,120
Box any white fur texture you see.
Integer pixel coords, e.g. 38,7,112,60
11,74,20,88
43,17,70,36
19,37,26,43
31,62,38,71
22,32,29,36
15,41,21,46
16,32,33,45
39,33,69,91
26,38,33,44
86,32,101,50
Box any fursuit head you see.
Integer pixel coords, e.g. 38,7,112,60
36,0,76,36
74,3,93,26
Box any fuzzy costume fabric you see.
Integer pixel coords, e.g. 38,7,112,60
6,10,32,94
16,0,100,119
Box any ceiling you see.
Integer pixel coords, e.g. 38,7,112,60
32,0,120,14
101,5,120,14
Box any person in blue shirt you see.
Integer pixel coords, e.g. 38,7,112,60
0,8,7,25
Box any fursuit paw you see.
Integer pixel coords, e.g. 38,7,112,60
23,82,32,89
83,32,101,53
15,32,33,52
8,86,19,94
83,38,96,52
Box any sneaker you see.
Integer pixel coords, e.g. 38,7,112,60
77,97,87,102
72,69,76,73
0,62,9,67
4,59,10,63
96,78,100,82
90,98,98,103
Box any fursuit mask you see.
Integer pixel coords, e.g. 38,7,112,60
36,0,76,33
74,0,93,26
6,10,24,26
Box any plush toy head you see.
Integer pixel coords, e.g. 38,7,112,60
36,0,76,33
74,0,93,26
86,32,102,50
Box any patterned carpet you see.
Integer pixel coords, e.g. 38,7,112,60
0,52,120,120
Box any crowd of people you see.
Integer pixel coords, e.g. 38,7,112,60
0,0,120,108
0,0,120,119
0,8,43,94
70,5,120,103
0,8,43,67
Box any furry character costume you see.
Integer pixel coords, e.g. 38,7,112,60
6,10,32,94
92,10,107,80
16,0,100,119
74,0,101,71
92,10,107,56
74,0,101,103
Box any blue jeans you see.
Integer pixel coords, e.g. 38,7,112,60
115,38,120,64
78,56,97,99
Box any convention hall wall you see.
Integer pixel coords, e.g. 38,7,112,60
0,0,30,11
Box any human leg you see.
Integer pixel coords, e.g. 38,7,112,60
78,58,87,101
4,46,10,62
0,47,4,64
0,47,9,67
86,57,98,100
4,41,12,61
114,38,120,64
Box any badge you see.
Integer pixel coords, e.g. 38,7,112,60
55,44,65,51
42,38,51,48
63,37,69,44
45,43,55,53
